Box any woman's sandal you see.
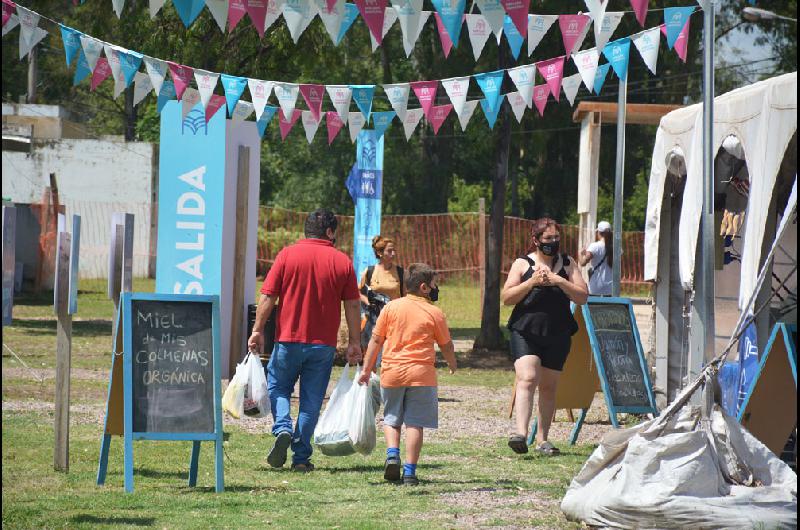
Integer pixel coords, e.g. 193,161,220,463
535,441,560,456
508,434,529,454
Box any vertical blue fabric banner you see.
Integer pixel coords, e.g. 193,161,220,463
156,100,227,296
736,320,759,414
350,130,384,279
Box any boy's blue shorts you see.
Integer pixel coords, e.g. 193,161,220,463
381,386,438,429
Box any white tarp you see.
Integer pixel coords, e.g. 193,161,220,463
643,72,797,310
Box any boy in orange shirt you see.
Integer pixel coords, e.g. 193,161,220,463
358,263,457,485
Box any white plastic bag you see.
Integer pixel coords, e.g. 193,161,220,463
243,352,269,418
314,364,357,456
222,356,248,419
349,367,381,455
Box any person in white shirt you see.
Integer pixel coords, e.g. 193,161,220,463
579,221,613,296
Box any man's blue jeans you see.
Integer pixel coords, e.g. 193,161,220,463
265,342,335,465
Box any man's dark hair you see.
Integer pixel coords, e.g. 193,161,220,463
304,209,338,239
405,263,436,295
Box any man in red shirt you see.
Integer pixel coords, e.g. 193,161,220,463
248,209,362,472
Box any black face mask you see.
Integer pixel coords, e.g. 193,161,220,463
428,286,439,302
539,240,560,256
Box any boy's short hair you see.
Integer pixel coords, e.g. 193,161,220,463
304,209,338,239
405,263,436,295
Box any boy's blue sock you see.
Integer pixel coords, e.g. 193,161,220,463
386,448,400,459
403,463,417,477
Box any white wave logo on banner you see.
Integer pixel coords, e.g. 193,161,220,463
465,14,492,62
475,0,504,37
302,110,321,143
527,14,557,56
507,64,535,108
456,99,479,131
348,111,366,142
248,79,275,120
632,26,661,75
572,47,599,92
194,69,220,109
441,76,470,116
402,107,424,140
370,7,398,51
595,11,624,52
274,82,300,119
326,84,353,121
561,72,582,106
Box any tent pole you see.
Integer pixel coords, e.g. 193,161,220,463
612,78,627,297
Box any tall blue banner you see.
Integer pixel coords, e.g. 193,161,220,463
156,101,227,295
346,129,384,279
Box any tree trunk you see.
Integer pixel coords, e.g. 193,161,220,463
510,144,520,217
124,86,137,142
27,46,37,103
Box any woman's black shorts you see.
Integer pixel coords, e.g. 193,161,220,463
509,331,571,371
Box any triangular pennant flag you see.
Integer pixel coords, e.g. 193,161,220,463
103,45,123,84
157,80,177,113
301,110,321,143
583,0,606,25
336,3,360,44
532,84,549,116
283,0,317,43
244,0,269,37
630,0,647,27
15,5,38,47
404,10,430,56
112,0,125,17
456,99,479,131
355,0,388,44
595,11,623,51
474,70,504,113
279,109,302,140
370,6,398,51
441,76,470,117
480,95,503,129
383,82,409,121
475,0,504,37
59,25,81,67
133,71,153,106
118,49,143,87
465,14,492,61
664,6,694,50
221,74,248,116
593,62,611,94
300,84,325,122
561,72,582,106
112,66,128,99
228,0,247,30
317,0,345,43
148,0,167,17
326,111,345,144
348,111,366,142
632,26,660,75
433,12,455,58
167,61,194,101
143,56,168,95
256,105,279,137
499,0,530,36
402,107,424,140
194,70,219,109
90,57,112,91
372,110,396,138
326,85,353,121
73,50,92,86
602,36,631,81
182,88,202,120
536,56,565,102
274,82,300,119
431,0,465,46
350,85,375,121
502,15,524,60
18,26,46,61
527,14,558,56
3,14,18,38
558,14,591,56
662,20,690,62
232,100,255,122
410,80,438,119
428,104,452,135
173,0,206,27
263,0,284,32
573,47,599,92
2,0,15,28
204,0,228,29
393,0,423,56
79,35,103,72
249,79,275,120
507,91,527,123
507,64,535,109
205,95,227,122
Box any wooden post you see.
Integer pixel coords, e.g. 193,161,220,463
478,197,486,320
109,224,124,308
229,146,251,377
35,187,51,294
121,214,134,294
2,206,17,326
54,230,72,472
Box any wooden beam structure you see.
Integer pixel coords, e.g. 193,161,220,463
572,102,682,126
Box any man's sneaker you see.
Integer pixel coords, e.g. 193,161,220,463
267,432,292,468
290,462,315,473
383,456,401,482
402,473,419,486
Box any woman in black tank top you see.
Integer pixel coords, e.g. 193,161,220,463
501,218,588,456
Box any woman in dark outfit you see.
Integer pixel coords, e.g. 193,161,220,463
502,218,588,455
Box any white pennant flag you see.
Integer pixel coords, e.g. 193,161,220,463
232,100,255,122
392,0,424,57
475,0,505,37
527,14,558,57
402,108,424,140
264,0,285,32
326,85,353,122
274,82,300,119
248,79,275,121
507,91,527,123
283,0,317,43
456,99,479,131
133,72,154,106
595,11,623,51
465,14,492,62
561,72,582,106
143,56,168,95
113,69,128,99
302,111,321,143
16,6,39,47
370,7,398,52
572,47,599,92
149,0,167,18
632,26,661,75
3,14,19,37
405,11,431,57
194,70,219,109
348,112,366,143
18,27,47,60
584,0,607,25
80,35,104,72
383,83,410,121
104,45,123,83
507,64,536,108
316,0,345,43
441,77,470,117
205,0,229,30
182,88,202,120
112,0,126,17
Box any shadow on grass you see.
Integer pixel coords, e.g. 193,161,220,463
70,515,156,526
136,468,187,479
437,397,461,403
7,318,112,336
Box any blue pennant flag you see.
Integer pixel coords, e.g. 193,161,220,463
474,70,505,113
503,16,524,61
664,6,695,50
350,85,375,121
157,80,177,113
221,74,248,117
59,25,82,67
173,0,206,27
593,63,611,94
119,50,143,86
480,95,504,129
257,105,279,138
72,50,92,86
336,3,360,45
431,0,466,47
602,37,631,82
372,111,396,138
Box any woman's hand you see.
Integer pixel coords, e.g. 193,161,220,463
528,269,549,288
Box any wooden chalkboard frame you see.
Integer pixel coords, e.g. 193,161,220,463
582,296,658,427
96,292,224,493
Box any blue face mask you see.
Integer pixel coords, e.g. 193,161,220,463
539,240,560,256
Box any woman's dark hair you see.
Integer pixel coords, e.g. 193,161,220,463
600,231,614,268
304,209,338,239
525,217,560,254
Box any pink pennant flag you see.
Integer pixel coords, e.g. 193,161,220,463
661,22,689,63
2,0,15,27
279,108,301,140
300,84,325,122
411,80,439,119
228,0,248,31
244,0,269,37
630,0,648,27
355,0,388,45
326,0,337,12
167,61,194,101
434,12,454,59
326,111,344,145
532,84,550,117
558,14,591,56
90,57,112,91
429,104,452,135
500,0,531,36
536,56,565,103
205,95,227,122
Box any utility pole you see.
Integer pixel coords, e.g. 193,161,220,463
27,46,37,103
